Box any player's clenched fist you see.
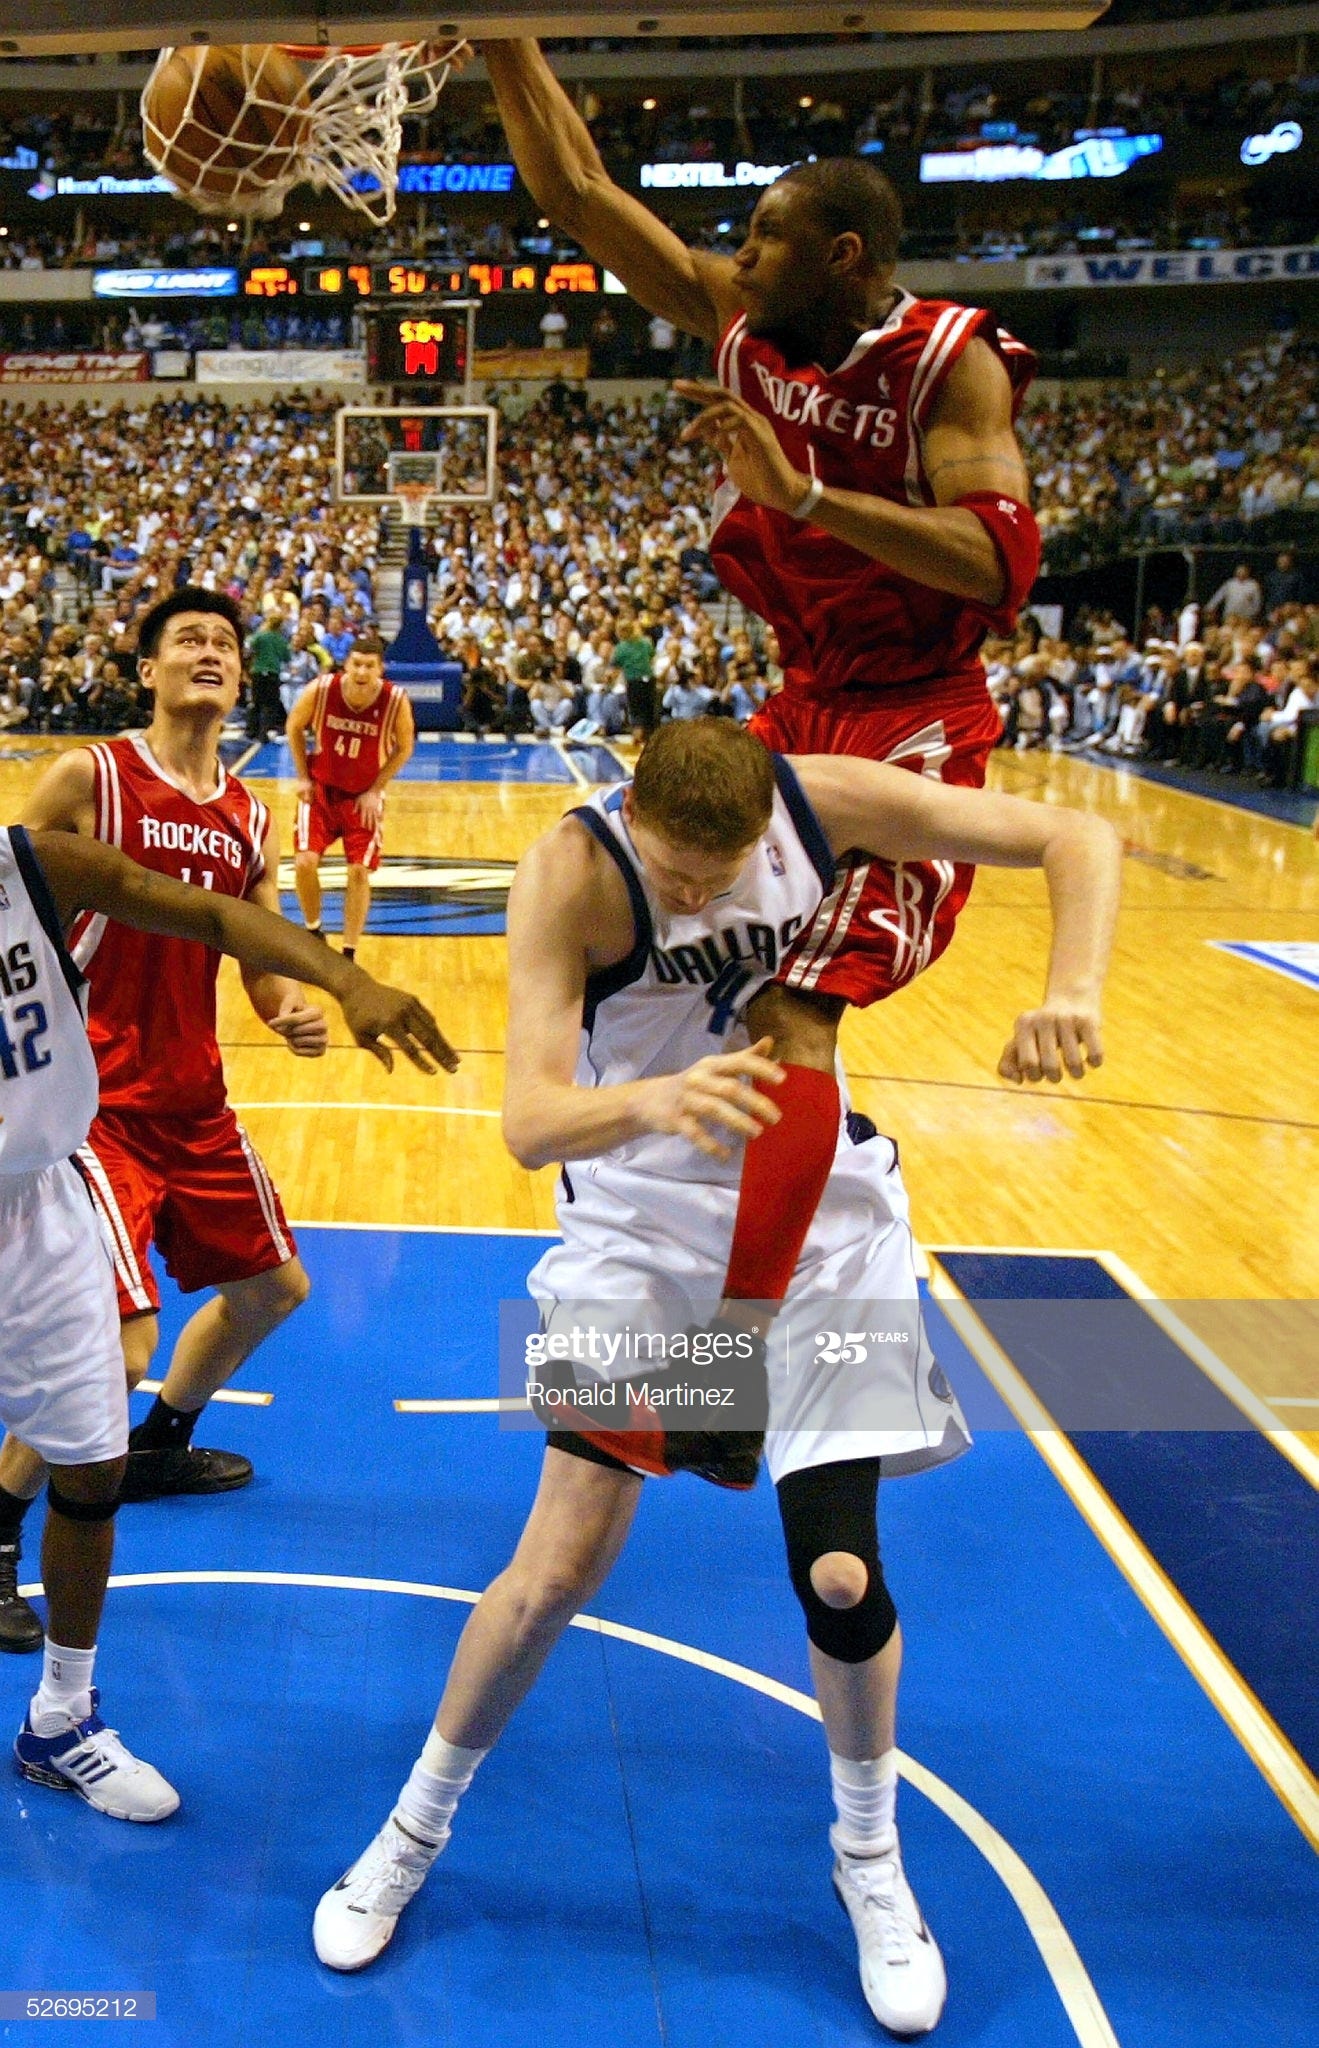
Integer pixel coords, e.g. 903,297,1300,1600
998,999,1103,1086
642,1036,786,1159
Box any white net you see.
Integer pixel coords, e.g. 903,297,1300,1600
141,41,467,224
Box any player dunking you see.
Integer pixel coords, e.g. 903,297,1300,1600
0,821,449,1808
482,43,1041,1474
287,632,416,960
0,589,369,1568
312,721,1120,2036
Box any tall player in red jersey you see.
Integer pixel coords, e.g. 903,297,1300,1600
0,590,343,1511
286,633,415,960
484,43,1050,1401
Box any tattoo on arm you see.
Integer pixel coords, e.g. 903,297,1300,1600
925,452,1030,492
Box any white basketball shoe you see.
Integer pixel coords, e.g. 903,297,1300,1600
313,1815,443,1971
831,1831,947,2037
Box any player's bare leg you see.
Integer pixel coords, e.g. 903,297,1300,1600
341,863,372,956
122,1261,311,1502
314,1446,641,1970
0,1434,48,1652
13,1453,180,1823
293,847,324,934
806,1548,946,2036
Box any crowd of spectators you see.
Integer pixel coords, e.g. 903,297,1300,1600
0,383,785,744
1025,333,1319,570
0,348,1314,779
987,578,1317,785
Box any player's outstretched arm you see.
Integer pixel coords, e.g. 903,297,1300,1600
502,821,784,1169
797,755,1121,1085
480,39,738,342
28,828,457,1077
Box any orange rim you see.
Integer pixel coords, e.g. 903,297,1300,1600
277,43,391,59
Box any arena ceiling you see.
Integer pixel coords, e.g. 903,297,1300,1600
0,2,1110,58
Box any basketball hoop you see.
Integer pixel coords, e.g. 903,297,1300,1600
393,479,436,529
141,38,469,224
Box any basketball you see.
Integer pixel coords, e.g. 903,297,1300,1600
141,44,313,213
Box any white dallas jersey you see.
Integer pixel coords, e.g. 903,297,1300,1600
570,758,838,1190
0,828,99,1176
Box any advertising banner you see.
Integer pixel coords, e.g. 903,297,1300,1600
195,349,366,384
1025,244,1319,287
0,351,148,384
470,346,591,381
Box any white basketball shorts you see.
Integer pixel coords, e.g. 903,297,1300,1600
528,1121,971,1487
0,1157,128,1466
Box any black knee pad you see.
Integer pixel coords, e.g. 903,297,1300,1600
46,1481,120,1525
776,1457,897,1664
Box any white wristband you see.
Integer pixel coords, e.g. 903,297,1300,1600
790,476,824,521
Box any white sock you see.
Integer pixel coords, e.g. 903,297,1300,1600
390,1729,488,1853
31,1639,97,1735
830,1749,898,1859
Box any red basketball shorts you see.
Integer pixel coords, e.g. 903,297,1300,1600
295,784,384,871
750,675,1001,1008
76,1103,297,1319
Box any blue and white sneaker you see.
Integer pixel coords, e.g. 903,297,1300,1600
15,1690,179,1823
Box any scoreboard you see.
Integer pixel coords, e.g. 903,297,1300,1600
301,259,608,298
372,312,466,385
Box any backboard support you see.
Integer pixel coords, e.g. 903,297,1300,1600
337,405,498,506
0,4,1111,58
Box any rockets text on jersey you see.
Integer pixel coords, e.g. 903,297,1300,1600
308,672,405,799
68,735,269,1118
0,827,99,1175
710,293,1036,697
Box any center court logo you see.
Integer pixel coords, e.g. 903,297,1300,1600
276,853,515,935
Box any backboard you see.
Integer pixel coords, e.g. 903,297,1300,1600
336,405,498,505
0,6,1111,56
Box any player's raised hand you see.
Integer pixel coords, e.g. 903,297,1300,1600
644,1037,786,1160
339,975,459,1076
675,380,810,517
269,992,330,1058
998,999,1103,1086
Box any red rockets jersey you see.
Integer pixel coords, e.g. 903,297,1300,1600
710,293,1036,697
307,672,405,798
68,735,270,1117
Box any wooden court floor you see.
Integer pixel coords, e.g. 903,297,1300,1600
3,734,1316,1427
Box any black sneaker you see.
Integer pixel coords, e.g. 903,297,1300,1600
664,1431,765,1490
0,1540,43,1654
118,1445,254,1502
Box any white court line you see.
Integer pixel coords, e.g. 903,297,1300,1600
1093,1249,1319,1495
928,1257,1319,1853
22,1567,1119,2048
133,1379,273,1408
928,1244,1319,1496
395,1397,529,1414
232,1101,500,1118
553,740,591,790
1265,1396,1319,1408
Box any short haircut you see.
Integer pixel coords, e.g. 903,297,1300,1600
346,632,386,662
775,157,903,270
137,587,244,661
632,718,775,856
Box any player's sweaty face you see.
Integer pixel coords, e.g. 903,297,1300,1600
146,615,242,716
630,817,756,917
734,186,832,341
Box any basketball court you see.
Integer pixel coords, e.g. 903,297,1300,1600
0,0,1316,2042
